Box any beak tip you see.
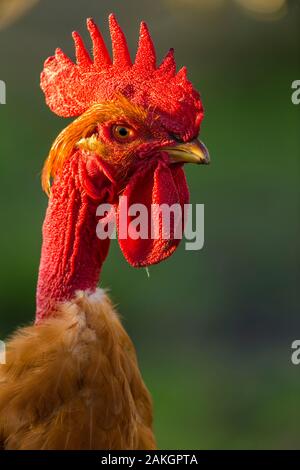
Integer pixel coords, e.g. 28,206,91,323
198,141,210,165
163,138,210,165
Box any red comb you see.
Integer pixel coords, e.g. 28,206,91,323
41,14,203,135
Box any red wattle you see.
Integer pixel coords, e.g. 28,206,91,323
117,159,189,267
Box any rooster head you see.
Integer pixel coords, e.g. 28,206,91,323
40,14,209,268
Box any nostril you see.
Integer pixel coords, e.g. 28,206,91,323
170,133,183,143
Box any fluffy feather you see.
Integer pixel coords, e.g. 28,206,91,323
0,289,156,450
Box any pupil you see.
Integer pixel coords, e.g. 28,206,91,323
119,127,128,137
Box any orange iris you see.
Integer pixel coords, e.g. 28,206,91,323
112,125,135,142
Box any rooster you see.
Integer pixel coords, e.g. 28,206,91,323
0,14,209,450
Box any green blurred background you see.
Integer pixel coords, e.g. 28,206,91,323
0,0,299,449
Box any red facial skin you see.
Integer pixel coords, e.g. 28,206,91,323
36,113,191,322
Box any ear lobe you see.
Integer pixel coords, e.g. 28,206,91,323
117,159,189,267
79,153,117,202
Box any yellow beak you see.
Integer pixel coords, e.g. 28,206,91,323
163,138,210,165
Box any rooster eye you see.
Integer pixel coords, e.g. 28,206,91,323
112,125,134,142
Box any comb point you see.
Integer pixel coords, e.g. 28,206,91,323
86,17,111,67
157,48,176,76
176,66,188,82
55,48,74,66
72,31,92,68
109,13,132,69
135,21,156,70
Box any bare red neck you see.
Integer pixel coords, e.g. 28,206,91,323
36,152,112,322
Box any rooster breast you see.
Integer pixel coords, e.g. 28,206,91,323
0,289,156,450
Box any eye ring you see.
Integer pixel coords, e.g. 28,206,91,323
112,124,135,142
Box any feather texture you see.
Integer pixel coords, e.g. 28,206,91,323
0,289,156,450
